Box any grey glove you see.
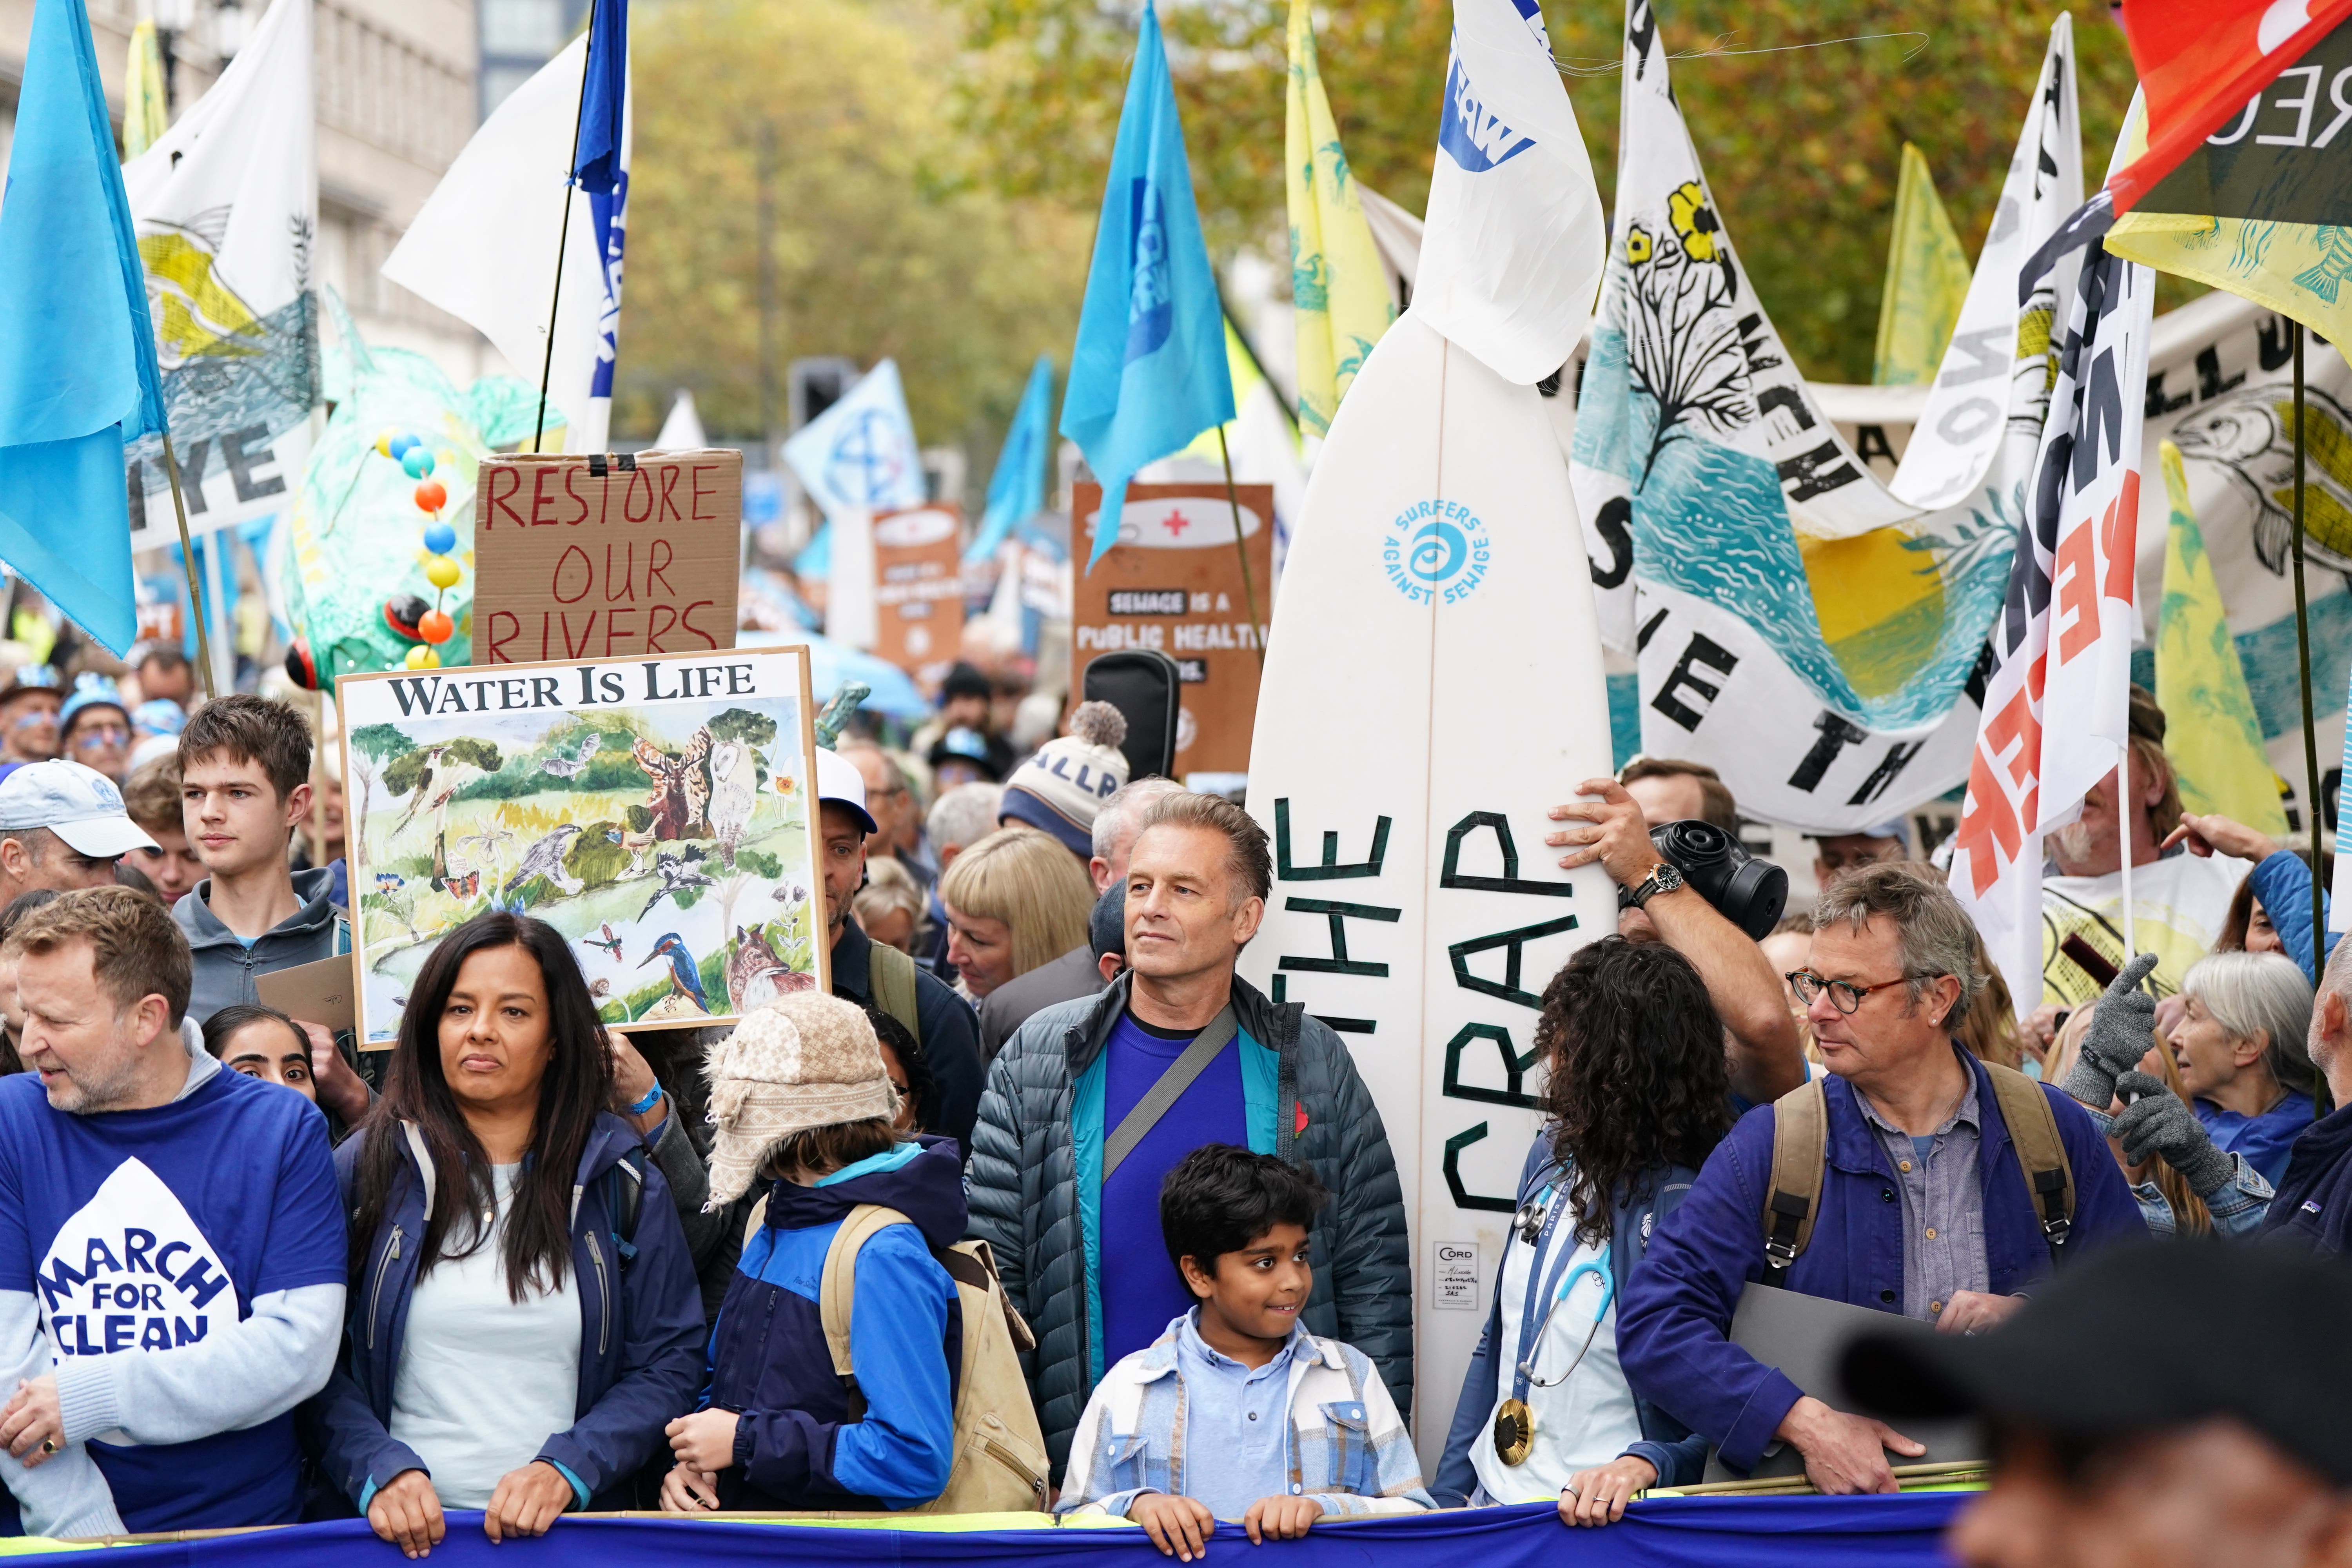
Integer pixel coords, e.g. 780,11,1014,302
2110,1070,2234,1200
2060,950,2163,1109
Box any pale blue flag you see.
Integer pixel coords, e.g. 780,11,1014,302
968,355,1053,564
1061,2,1234,571
782,359,927,523
0,0,168,655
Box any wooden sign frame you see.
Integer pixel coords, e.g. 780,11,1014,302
337,646,828,1044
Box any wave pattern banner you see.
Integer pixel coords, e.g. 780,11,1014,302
1570,4,2084,832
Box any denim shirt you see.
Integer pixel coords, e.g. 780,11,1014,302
1855,1071,1989,1323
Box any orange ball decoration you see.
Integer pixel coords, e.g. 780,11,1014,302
417,609,455,645
414,478,448,514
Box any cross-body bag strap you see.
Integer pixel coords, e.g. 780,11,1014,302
1102,1006,1238,1180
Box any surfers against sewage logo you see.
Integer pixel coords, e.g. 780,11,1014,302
1382,501,1491,604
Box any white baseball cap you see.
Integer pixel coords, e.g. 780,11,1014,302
0,760,160,858
813,747,878,836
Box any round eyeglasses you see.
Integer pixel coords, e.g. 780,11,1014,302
1786,971,1915,1014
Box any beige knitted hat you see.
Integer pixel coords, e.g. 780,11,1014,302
702,992,898,1208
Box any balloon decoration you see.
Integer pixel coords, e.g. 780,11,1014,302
373,428,464,667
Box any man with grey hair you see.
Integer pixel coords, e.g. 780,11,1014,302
1619,864,2144,1496
975,778,1182,1057
2263,935,2352,1251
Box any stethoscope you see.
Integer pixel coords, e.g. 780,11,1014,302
1508,1187,1617,1389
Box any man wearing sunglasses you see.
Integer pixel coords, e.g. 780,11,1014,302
1617,864,2146,1498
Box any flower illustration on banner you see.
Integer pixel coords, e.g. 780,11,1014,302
1667,182,1721,263
1615,187,1753,489
1625,225,1653,265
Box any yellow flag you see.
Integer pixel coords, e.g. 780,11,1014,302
1871,143,1972,386
2156,439,2291,835
122,20,169,160
1285,0,1392,437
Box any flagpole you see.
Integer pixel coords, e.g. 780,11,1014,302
1214,425,1267,670
158,434,220,703
530,6,595,456
2118,737,2136,960
2292,323,2328,1003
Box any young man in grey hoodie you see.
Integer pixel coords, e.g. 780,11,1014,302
169,698,370,1129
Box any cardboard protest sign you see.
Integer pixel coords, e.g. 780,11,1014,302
1072,483,1271,777
873,503,967,671
473,450,743,664
338,646,827,1043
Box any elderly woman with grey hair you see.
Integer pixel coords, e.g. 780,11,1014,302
2060,950,2309,1237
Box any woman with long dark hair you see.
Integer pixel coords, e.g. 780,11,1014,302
1433,937,1735,1523
306,913,703,1554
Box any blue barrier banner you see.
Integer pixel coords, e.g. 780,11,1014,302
3,1497,1967,1568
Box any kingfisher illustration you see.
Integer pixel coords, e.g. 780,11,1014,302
637,933,710,1014
581,922,624,962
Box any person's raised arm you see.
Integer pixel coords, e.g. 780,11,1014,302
1548,780,1804,1105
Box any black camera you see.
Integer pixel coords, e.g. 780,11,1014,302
1618,819,1787,940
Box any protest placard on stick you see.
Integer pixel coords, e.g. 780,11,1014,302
1071,482,1271,777
473,450,742,664
873,503,967,672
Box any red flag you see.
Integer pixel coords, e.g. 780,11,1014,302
2111,0,2352,212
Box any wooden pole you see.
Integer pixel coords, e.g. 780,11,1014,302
1214,425,1267,670
158,433,218,702
530,6,596,456
2292,325,2332,1112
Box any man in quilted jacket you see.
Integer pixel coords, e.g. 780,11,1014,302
966,791,1411,1481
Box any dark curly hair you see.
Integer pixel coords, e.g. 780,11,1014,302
1538,937,1734,1246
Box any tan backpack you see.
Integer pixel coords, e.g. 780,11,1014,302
745,1202,1050,1512
1759,1063,2076,1287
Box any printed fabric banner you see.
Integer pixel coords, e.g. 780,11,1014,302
119,0,319,547
0,1497,1968,1568
1569,5,2084,833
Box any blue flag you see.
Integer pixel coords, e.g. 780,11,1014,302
572,0,629,193
0,0,167,655
1060,2,1234,571
968,355,1054,564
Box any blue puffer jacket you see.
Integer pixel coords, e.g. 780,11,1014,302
965,970,1411,1480
702,1136,966,1511
305,1114,706,1512
1433,1135,1708,1504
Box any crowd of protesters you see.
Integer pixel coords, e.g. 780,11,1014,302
0,658,2344,1557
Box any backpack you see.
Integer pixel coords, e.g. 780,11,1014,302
1759,1064,2075,1288
866,940,924,1045
740,1202,1050,1511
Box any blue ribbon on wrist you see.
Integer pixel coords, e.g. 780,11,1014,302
626,1083,663,1116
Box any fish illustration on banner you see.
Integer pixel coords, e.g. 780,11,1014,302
1569,4,2084,833
119,0,319,548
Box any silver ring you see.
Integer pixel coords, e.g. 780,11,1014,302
1562,1485,1580,1499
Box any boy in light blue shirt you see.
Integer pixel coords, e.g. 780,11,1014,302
1057,1146,1430,1556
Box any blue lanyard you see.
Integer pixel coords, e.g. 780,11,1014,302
1507,1181,1586,1403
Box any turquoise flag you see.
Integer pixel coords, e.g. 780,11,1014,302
1060,2,1234,572
969,356,1053,565
0,0,168,655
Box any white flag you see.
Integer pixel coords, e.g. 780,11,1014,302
382,34,631,453
120,0,319,546
1408,0,1604,384
782,360,927,521
1951,238,2154,1008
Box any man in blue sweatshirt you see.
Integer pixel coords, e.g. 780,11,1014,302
2265,939,2352,1252
0,888,344,1536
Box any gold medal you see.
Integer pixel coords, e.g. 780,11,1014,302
1493,1398,1534,1466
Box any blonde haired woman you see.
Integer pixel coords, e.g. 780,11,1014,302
939,827,1094,999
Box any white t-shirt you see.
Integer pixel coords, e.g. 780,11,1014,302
389,1164,583,1508
2040,851,2252,1007
1468,1188,1644,1505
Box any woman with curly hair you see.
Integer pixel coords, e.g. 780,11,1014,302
1433,937,1735,1523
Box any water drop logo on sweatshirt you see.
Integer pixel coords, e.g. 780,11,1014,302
37,1159,240,1374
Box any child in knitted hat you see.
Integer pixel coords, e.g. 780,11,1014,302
662,993,969,1513
998,701,1131,860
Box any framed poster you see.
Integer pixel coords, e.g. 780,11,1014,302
338,647,828,1044
1071,483,1273,776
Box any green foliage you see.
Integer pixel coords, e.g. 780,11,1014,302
614,0,1093,482
708,708,779,748
734,847,784,880
443,739,503,773
350,724,415,766
942,0,2177,383
564,822,632,889
624,803,653,833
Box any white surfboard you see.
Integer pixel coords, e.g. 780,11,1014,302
1240,311,1619,1469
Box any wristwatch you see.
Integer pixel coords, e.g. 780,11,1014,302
1624,860,1686,909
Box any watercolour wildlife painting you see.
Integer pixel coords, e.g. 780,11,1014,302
337,648,827,1044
